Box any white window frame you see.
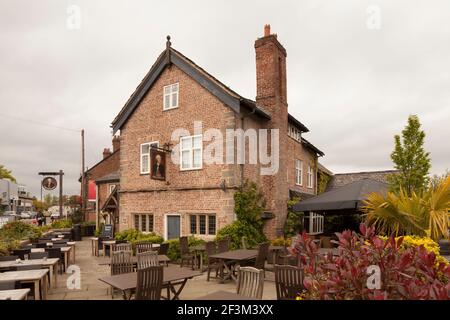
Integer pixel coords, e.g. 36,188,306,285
140,141,159,174
163,83,179,110
307,165,313,188
180,135,202,171
308,212,324,235
295,159,303,186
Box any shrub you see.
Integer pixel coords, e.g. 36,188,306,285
0,221,42,242
271,237,291,247
294,224,450,300
114,229,164,253
51,219,73,229
216,220,266,250
234,180,266,228
164,236,205,262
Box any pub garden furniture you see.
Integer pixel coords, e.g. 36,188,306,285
112,243,132,253
29,252,49,260
274,265,304,300
0,269,49,300
102,239,117,257
12,249,31,260
98,255,170,267
205,241,221,281
135,265,164,300
0,289,30,300
179,236,195,269
45,247,65,274
0,258,59,288
0,256,19,262
209,249,258,283
0,280,17,290
136,241,154,254
236,266,264,300
137,251,159,270
197,290,258,300
99,265,201,300
158,243,169,256
110,250,134,298
217,238,231,253
254,242,270,269
190,244,206,271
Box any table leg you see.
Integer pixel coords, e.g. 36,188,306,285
168,279,188,300
42,276,48,300
48,266,54,288
103,244,106,257
65,251,69,270
34,280,40,300
53,264,57,286
72,245,76,263
199,252,204,272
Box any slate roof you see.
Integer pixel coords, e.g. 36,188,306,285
326,170,398,191
95,171,120,183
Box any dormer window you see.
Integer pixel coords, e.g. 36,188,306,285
288,123,301,142
163,83,179,110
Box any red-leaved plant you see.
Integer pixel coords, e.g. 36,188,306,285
292,223,450,300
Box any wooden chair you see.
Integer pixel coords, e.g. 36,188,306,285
45,247,64,273
0,255,19,261
205,241,221,281
112,243,132,253
217,238,231,253
179,236,195,269
135,242,154,254
12,248,31,260
158,243,169,256
30,252,49,260
236,266,264,299
110,250,134,298
135,266,164,300
254,242,270,269
137,251,159,270
274,265,304,300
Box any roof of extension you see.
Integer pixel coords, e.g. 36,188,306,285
95,171,120,183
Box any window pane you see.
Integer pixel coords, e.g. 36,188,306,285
193,136,201,148
193,149,202,168
164,95,170,109
164,86,171,94
190,215,197,234
149,215,154,232
172,83,179,92
141,154,149,173
181,137,191,150
181,150,190,169
172,92,178,107
141,144,149,154
199,215,206,235
134,215,139,230
142,215,147,232
208,215,216,235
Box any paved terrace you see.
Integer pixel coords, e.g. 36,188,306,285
47,238,277,300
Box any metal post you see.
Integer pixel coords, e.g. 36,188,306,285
59,170,63,219
81,129,86,221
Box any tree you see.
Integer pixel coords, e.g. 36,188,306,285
0,165,16,183
388,115,431,195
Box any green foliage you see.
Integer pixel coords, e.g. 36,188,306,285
70,209,83,224
388,115,431,195
363,176,450,241
317,173,331,194
0,221,42,242
234,180,266,228
114,229,164,253
0,164,16,183
271,237,291,247
284,197,304,237
0,240,21,256
164,236,205,262
51,219,73,229
216,220,266,250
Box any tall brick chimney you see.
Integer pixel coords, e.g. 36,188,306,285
254,25,289,238
103,148,112,159
112,135,120,153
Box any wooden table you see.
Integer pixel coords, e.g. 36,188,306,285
0,269,49,300
32,246,72,267
190,244,206,272
90,237,99,256
98,265,201,300
0,258,59,288
0,289,30,300
209,249,258,283
197,290,257,300
102,240,116,257
317,248,339,257
98,255,171,266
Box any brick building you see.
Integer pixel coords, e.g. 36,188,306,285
110,25,323,239
83,136,120,228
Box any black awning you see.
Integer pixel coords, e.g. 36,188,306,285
292,178,388,212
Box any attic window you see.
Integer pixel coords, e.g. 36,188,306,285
163,83,179,110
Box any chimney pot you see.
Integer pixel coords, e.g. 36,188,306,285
103,148,112,159
264,24,271,37
112,135,120,153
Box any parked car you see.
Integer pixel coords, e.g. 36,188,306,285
50,212,61,219
19,211,32,219
2,211,17,217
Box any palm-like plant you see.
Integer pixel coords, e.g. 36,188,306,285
363,176,450,241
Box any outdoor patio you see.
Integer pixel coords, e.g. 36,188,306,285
46,238,277,300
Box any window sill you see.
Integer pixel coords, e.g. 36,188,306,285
163,106,179,111
180,167,203,172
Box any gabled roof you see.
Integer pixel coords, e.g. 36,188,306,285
301,137,324,157
326,170,398,191
111,38,271,133
288,114,309,133
95,171,120,183
293,178,388,212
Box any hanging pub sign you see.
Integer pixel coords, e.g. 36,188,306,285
42,177,57,190
150,147,166,181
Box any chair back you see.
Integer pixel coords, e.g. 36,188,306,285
158,243,169,255
34,243,47,248
179,236,189,255
12,249,31,260
45,247,62,259
112,243,132,253
0,280,17,290
217,238,230,253
30,252,49,260
137,251,159,270
136,242,154,254
0,255,19,262
274,265,304,300
205,241,216,264
254,242,270,269
135,265,164,300
236,266,264,299
111,251,134,275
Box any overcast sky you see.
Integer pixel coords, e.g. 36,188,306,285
0,0,449,197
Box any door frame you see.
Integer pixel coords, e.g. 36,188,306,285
164,213,181,240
